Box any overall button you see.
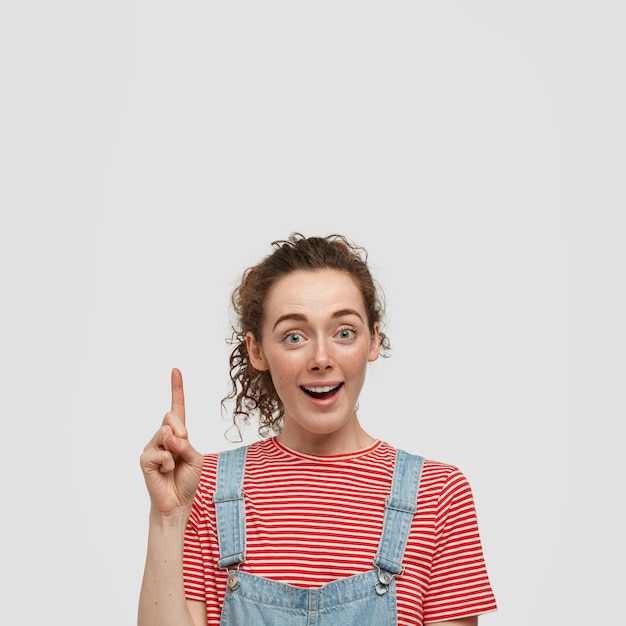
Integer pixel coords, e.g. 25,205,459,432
227,572,240,590
378,570,393,585
375,582,388,596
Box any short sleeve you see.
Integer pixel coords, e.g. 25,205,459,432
422,468,497,622
182,454,227,623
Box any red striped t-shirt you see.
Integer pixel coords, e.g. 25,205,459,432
183,437,497,624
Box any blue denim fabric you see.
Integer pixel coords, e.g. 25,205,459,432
212,445,424,626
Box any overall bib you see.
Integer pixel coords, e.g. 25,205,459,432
213,446,424,626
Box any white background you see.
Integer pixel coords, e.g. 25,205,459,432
1,2,624,624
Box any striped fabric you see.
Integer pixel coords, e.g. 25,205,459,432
184,437,497,625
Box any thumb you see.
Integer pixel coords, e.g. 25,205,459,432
167,430,202,466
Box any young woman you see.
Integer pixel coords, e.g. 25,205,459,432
139,233,497,625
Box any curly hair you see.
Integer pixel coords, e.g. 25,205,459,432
222,233,390,440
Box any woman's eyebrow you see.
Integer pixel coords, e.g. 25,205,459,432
272,313,307,331
333,308,364,321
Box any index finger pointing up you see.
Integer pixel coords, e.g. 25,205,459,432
171,367,186,424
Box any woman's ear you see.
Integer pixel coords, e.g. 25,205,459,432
246,332,270,371
368,322,381,363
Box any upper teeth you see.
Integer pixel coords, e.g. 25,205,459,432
304,385,338,393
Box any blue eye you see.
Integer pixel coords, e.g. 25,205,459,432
285,333,302,344
337,328,356,341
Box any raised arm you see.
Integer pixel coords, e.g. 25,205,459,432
138,368,206,626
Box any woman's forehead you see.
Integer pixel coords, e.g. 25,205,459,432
264,269,364,314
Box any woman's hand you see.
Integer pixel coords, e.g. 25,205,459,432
140,368,203,519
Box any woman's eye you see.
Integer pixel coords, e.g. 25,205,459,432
284,333,302,345
337,328,356,341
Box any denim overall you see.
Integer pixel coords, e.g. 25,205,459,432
212,446,424,626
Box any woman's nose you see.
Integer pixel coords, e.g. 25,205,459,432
309,340,333,371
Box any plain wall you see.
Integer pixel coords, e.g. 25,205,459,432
1,2,624,624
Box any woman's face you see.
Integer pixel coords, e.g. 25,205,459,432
246,269,380,453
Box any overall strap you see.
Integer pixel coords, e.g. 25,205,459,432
212,445,248,569
373,449,424,575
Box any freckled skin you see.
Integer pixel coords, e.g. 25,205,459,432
246,269,380,456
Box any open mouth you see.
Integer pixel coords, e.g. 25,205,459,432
301,383,343,400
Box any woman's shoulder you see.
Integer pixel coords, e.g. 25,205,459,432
196,438,273,482
387,443,472,497
383,442,461,473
